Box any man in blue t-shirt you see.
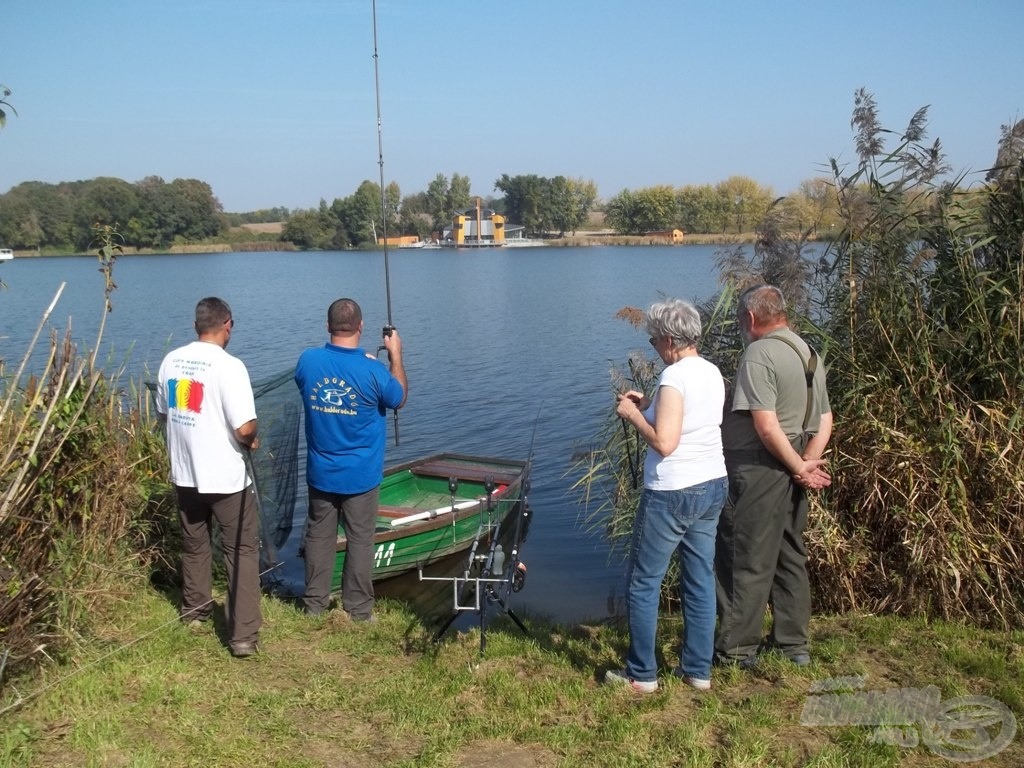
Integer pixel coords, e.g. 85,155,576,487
295,298,407,619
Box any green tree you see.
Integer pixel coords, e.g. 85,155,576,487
494,174,548,236
546,176,597,236
397,191,431,238
604,185,677,234
447,173,472,217
716,175,774,233
282,205,332,249
71,178,140,250
424,173,450,232
422,172,474,233
0,181,74,249
331,180,396,246
604,189,642,234
168,178,222,241
676,184,730,233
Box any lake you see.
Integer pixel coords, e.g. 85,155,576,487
0,245,730,625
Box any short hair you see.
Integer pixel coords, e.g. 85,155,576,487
739,285,787,324
645,298,702,348
194,297,232,334
328,298,362,334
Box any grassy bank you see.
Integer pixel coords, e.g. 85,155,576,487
2,586,1020,767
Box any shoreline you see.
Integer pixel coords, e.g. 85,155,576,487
3,233,770,259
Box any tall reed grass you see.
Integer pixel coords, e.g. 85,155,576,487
809,92,1024,627
0,226,173,681
574,91,1024,628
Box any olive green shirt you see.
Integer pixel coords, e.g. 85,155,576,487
721,328,830,453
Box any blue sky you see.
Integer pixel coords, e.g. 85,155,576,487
3,0,1022,212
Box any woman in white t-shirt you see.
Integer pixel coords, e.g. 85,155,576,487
604,298,728,694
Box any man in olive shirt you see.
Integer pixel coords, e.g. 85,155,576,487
715,285,832,667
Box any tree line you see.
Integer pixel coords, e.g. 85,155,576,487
0,176,223,252
0,167,849,253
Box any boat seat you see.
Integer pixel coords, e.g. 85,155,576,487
377,504,415,518
410,460,519,487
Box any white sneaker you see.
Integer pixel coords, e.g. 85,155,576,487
682,675,712,691
604,668,659,693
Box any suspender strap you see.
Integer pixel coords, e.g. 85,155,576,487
767,333,818,432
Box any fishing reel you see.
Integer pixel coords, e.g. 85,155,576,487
375,325,395,358
511,561,527,592
483,475,495,511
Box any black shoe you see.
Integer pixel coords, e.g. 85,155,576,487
714,653,759,669
230,641,260,658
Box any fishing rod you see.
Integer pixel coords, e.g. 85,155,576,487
371,0,399,445
428,407,540,652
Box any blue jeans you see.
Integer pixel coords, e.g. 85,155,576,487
624,476,727,682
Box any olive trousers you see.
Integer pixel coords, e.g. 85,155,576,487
714,457,811,663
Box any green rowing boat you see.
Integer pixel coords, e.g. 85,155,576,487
326,453,529,591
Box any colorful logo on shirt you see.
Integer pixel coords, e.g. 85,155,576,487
167,378,204,413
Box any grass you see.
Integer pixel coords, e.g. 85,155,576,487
2,587,1020,767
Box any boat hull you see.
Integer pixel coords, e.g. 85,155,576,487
327,453,528,592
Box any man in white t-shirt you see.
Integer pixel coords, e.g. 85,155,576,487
156,297,262,657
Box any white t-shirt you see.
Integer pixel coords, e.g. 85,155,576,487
156,340,256,493
642,355,727,491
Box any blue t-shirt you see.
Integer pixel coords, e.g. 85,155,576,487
295,344,405,494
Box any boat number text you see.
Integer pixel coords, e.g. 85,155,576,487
374,542,395,568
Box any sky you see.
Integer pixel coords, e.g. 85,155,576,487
3,0,1023,213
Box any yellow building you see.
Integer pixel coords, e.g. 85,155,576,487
452,199,505,247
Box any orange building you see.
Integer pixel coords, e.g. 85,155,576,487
645,229,685,243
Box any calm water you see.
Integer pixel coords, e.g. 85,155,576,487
0,245,727,624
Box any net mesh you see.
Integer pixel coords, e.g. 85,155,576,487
247,368,302,582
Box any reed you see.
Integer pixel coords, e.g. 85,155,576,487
810,93,1024,628
574,91,1024,628
0,225,173,678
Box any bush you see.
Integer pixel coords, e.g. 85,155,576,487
0,227,173,680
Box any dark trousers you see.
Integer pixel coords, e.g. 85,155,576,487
714,460,811,662
176,485,262,647
302,486,379,618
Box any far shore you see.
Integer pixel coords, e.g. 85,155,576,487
1,229,809,259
